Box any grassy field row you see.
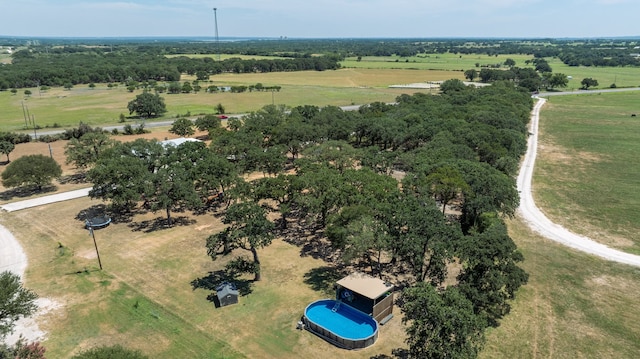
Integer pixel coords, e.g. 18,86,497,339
534,91,640,253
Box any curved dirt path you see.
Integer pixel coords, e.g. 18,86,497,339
517,97,640,267
0,188,88,344
0,223,49,345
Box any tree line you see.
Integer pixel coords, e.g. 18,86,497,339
0,48,340,90
2,37,637,91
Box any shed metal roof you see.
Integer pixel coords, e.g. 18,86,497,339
216,282,238,297
336,272,393,300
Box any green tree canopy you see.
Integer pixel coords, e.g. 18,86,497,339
0,271,38,339
0,141,15,162
64,132,116,170
127,92,167,118
581,77,599,89
169,118,195,137
457,220,528,327
401,283,486,359
206,202,275,281
1,154,62,190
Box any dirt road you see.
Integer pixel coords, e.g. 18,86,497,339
517,97,640,267
0,189,87,345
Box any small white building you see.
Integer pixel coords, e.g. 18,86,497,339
160,137,202,148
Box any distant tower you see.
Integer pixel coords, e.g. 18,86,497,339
213,8,220,61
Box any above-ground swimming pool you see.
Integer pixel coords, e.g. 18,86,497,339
303,299,378,349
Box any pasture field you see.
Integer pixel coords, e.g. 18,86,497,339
341,53,534,72
547,58,640,90
481,217,640,358
534,92,640,253
0,68,462,133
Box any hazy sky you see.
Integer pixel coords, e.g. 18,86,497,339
1,0,638,38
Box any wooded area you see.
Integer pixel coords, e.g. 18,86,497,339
71,79,532,357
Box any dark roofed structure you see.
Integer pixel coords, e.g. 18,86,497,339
215,282,239,307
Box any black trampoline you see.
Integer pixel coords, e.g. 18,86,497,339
85,215,111,229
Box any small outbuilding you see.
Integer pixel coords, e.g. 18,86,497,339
215,282,239,307
335,272,394,324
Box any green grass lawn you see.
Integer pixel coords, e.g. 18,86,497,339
534,91,640,252
342,53,534,72
481,218,640,359
3,195,406,358
548,58,640,89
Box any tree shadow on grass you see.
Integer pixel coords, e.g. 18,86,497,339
303,266,346,296
191,270,253,304
75,203,140,227
0,184,57,201
58,172,87,185
279,223,340,263
128,216,195,233
75,204,108,222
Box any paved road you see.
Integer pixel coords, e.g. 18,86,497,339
0,187,91,212
537,87,640,97
517,96,640,267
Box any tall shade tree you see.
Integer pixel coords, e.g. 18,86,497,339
401,283,485,359
194,114,222,139
127,92,167,118
393,194,460,284
581,77,599,89
457,220,528,327
0,141,15,162
426,165,470,215
64,132,116,170
1,154,62,190
296,163,347,228
143,142,203,226
87,139,163,210
343,215,391,279
169,118,195,137
457,160,519,233
0,271,38,339
253,173,302,229
548,73,569,89
206,202,274,281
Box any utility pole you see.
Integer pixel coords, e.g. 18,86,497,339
85,220,103,270
21,101,28,129
31,114,37,140
213,8,220,61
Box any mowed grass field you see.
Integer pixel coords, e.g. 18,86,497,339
0,68,462,132
534,92,640,253
2,196,409,358
481,217,640,358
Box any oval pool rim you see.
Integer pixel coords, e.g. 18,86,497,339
303,299,379,350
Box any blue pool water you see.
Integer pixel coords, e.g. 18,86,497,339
304,299,377,340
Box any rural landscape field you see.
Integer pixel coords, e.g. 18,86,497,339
1,35,640,359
